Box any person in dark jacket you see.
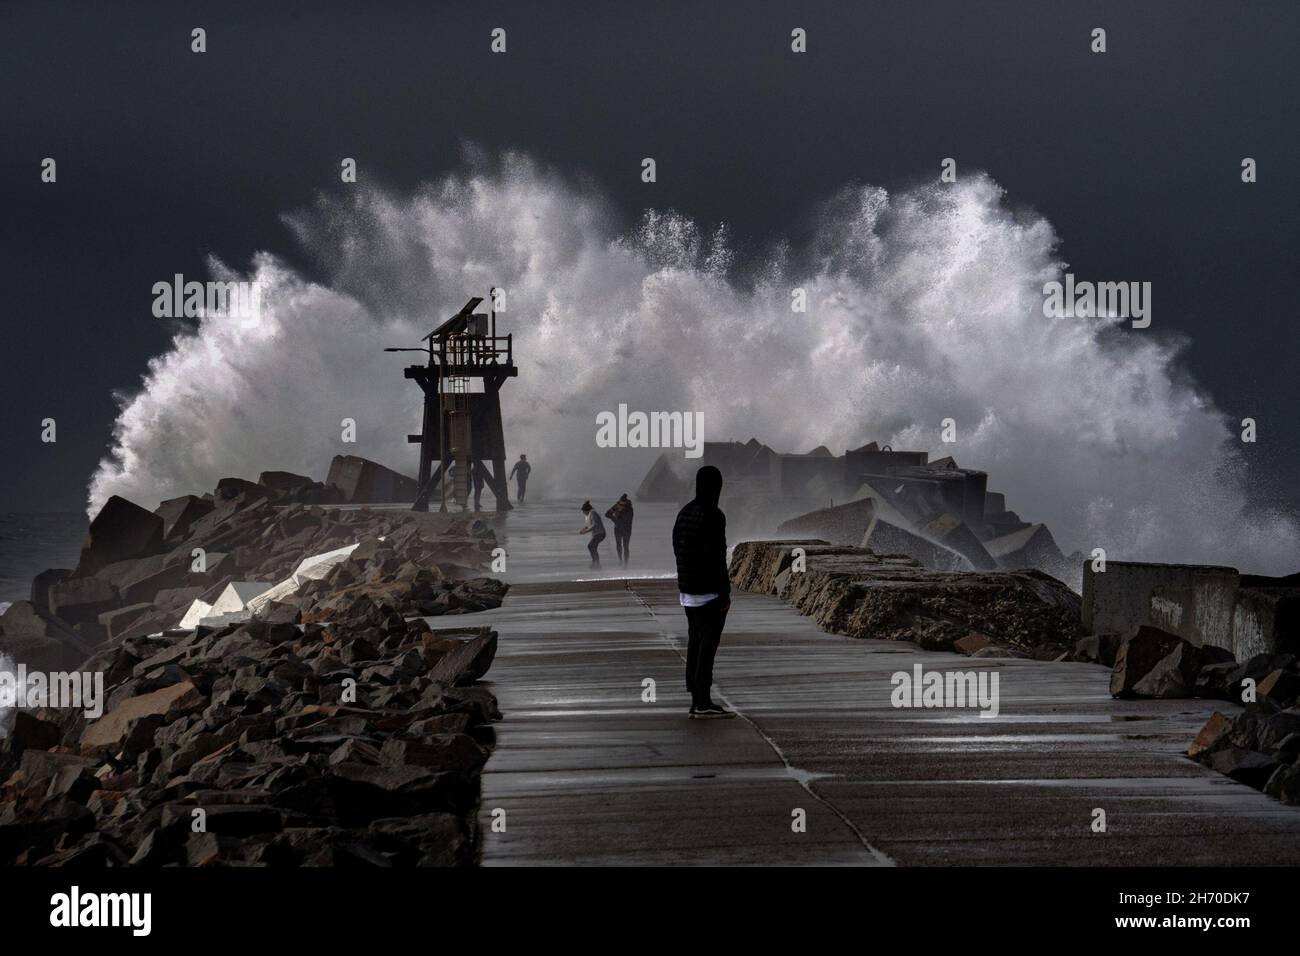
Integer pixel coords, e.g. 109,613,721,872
605,494,634,567
471,463,485,512
671,465,734,719
508,454,531,503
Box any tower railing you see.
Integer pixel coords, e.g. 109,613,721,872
432,333,513,377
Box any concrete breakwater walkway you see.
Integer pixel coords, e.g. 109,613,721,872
471,577,1300,865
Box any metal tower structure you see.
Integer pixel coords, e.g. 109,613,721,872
386,293,517,512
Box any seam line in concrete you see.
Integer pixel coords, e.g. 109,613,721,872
625,581,896,866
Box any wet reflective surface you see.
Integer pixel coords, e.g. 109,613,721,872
489,498,681,584
469,574,1300,865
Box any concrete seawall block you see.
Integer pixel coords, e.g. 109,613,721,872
1082,561,1237,641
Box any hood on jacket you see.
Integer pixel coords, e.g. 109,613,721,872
693,465,723,508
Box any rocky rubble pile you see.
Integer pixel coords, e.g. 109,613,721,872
1084,623,1300,805
1187,654,1300,805
1078,621,1296,707
0,459,512,865
0,464,505,671
729,539,1083,655
0,607,501,865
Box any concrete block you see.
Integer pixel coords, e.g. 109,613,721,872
212,477,270,511
635,455,684,502
1148,578,1239,654
777,498,876,546
919,513,997,571
862,513,970,571
326,455,419,505
768,453,844,498
1232,588,1300,660
1082,560,1238,641
97,603,156,641
986,523,1065,571
48,575,119,624
29,568,72,614
857,467,987,526
153,494,214,543
75,495,165,575
119,561,195,606
983,510,1030,538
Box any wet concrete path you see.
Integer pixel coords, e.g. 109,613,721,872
471,576,1300,866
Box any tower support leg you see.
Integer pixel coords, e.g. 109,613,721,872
485,457,513,512
412,459,449,512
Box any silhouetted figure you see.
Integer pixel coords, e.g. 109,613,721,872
672,466,734,719
509,454,531,503
472,463,485,512
578,500,606,568
445,461,460,510
605,494,635,567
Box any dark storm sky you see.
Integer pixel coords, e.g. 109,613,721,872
1,0,1297,514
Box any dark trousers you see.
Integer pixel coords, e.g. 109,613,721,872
587,531,605,565
613,526,631,565
516,478,526,502
684,597,728,707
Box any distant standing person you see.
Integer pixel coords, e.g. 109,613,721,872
471,463,484,512
672,466,734,719
605,494,635,568
578,500,606,568
509,454,531,503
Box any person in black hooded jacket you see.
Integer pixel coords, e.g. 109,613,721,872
605,494,634,567
671,465,735,719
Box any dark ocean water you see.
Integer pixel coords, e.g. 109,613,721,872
0,513,87,605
